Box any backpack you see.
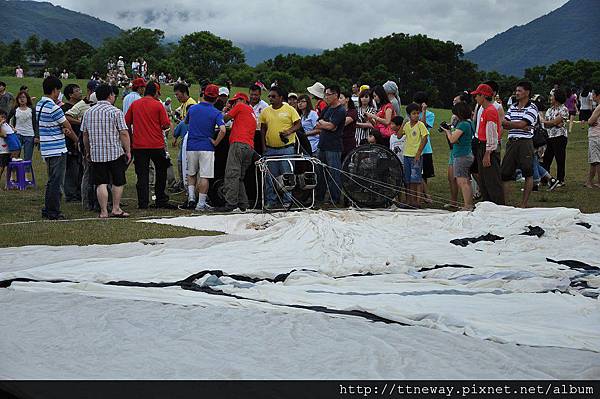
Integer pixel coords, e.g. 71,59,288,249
532,120,548,148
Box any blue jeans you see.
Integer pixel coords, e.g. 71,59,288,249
264,146,296,205
316,150,342,203
18,134,34,161
43,154,66,218
18,134,34,173
532,153,548,183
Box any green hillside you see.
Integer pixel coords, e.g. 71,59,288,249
465,0,600,76
1,0,122,46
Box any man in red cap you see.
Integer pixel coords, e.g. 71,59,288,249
123,77,146,116
472,83,505,205
184,83,226,211
215,92,257,212
125,81,175,209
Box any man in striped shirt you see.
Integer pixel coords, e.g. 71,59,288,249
36,76,78,220
501,81,538,208
82,84,131,219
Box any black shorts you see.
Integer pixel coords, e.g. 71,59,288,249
501,138,534,181
580,110,592,122
421,153,435,179
0,154,10,167
92,155,127,186
568,110,577,116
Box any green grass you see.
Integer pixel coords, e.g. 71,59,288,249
1,76,599,248
0,76,252,109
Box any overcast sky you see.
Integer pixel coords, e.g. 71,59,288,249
44,0,568,51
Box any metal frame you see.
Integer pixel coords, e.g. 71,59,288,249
255,154,318,212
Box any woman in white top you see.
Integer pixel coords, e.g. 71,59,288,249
540,89,569,185
579,88,594,122
297,94,319,156
9,90,37,163
585,88,600,188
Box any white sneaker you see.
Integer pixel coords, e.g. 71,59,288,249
195,203,214,212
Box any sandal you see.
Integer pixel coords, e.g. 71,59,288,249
110,211,130,218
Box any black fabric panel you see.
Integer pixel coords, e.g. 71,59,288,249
520,226,545,237
450,233,504,247
546,258,599,271
419,264,474,272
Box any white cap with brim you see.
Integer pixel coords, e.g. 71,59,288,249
219,87,230,96
307,82,325,99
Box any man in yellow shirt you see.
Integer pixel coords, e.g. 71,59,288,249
259,86,301,209
398,102,429,208
173,83,197,193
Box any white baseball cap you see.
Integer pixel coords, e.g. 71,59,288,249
219,87,230,96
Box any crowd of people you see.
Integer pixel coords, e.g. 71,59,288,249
1,71,599,219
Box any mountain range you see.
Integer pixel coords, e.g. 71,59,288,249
2,0,597,75
1,0,122,47
464,0,600,76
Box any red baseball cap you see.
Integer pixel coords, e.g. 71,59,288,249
470,84,494,97
204,84,219,98
231,92,249,103
131,78,146,89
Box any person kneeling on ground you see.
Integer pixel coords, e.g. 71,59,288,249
215,92,257,212
82,84,131,218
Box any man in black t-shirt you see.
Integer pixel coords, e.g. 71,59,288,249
315,85,347,205
61,84,84,202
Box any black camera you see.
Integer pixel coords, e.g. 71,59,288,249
438,121,451,132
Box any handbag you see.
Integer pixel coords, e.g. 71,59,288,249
532,121,548,148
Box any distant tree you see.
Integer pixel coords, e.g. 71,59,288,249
174,31,245,82
25,34,41,60
7,40,26,67
93,27,167,74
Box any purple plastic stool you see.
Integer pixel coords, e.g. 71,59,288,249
6,160,36,190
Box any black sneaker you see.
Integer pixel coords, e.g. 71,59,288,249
548,178,560,191
532,184,539,192
47,213,66,220
214,204,236,213
178,200,197,210
155,202,178,210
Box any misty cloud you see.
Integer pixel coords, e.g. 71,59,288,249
40,0,568,51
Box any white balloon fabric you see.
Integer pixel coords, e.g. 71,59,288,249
2,203,600,378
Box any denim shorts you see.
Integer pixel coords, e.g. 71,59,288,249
453,154,474,178
403,156,423,184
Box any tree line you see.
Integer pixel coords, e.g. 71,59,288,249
1,28,598,107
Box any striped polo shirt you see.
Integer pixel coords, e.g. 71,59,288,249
505,101,538,139
81,101,128,163
35,96,67,158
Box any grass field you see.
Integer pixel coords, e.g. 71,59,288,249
1,76,599,247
